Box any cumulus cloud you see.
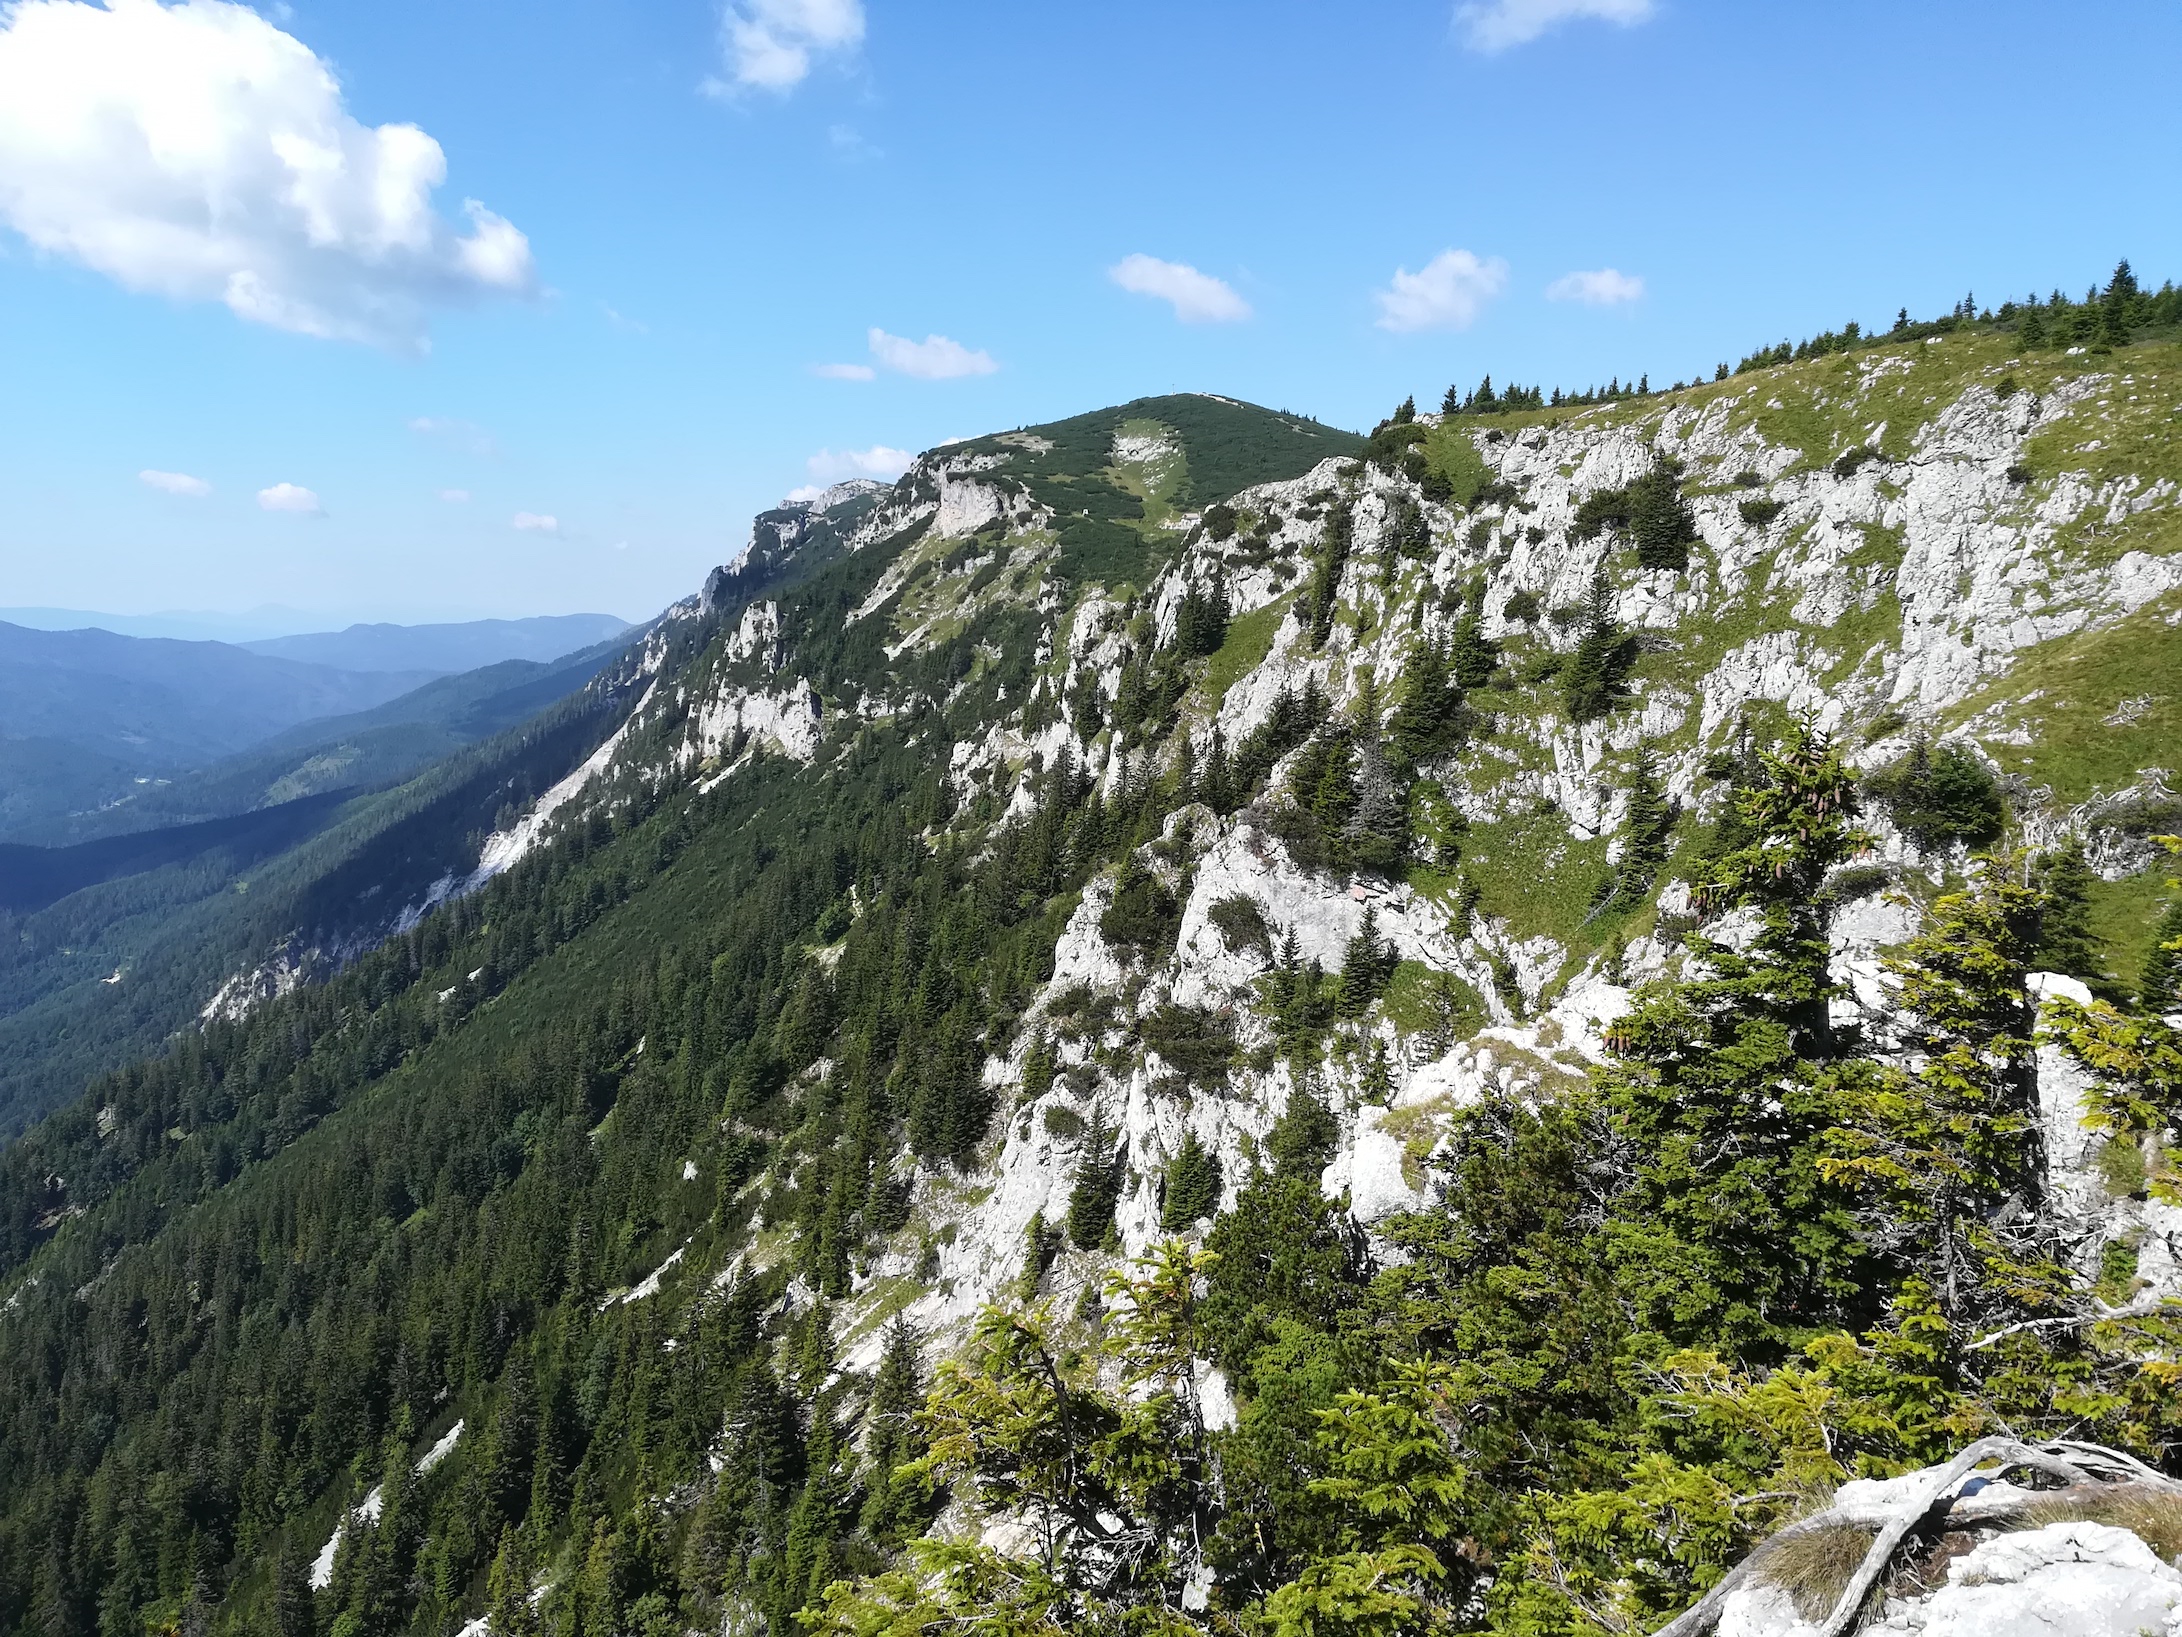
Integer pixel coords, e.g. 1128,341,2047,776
812,361,876,380
802,445,913,486
511,512,558,533
1547,267,1645,305
0,0,536,350
1374,249,1509,333
867,327,997,379
714,0,864,93
139,468,209,496
1108,253,1251,323
1455,0,1655,53
258,482,321,514
437,488,470,503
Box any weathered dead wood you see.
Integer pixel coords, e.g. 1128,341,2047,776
1647,1438,2182,1637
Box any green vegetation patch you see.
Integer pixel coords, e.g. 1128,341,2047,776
1947,591,2182,804
1198,594,1294,710
1422,424,1492,507
1446,808,1615,953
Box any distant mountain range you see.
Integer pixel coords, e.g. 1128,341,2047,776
239,613,632,673
0,615,635,837
0,606,632,648
0,620,438,766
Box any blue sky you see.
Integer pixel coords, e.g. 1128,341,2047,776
2,0,2178,628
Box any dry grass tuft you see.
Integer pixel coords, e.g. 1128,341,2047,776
2025,1484,2182,1559
1748,1518,1876,1620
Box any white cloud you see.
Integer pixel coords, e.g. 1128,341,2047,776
437,487,470,503
408,416,498,455
1373,249,1509,333
258,482,321,514
511,512,558,533
602,304,647,334
139,468,209,497
867,327,997,379
714,0,864,93
803,445,913,485
827,123,880,161
812,361,876,380
1547,267,1645,305
1455,0,1655,53
0,0,536,350
1108,253,1251,324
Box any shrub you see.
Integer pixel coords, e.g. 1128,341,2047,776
1100,858,1181,958
1737,497,1786,527
1042,1105,1086,1142
1573,460,1696,570
1733,468,1764,488
1203,502,1238,541
1865,737,2005,852
1502,588,1540,623
1208,894,1273,959
1138,1003,1238,1087
1831,444,1879,479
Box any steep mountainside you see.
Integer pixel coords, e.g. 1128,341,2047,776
6,300,2182,1637
0,637,653,1137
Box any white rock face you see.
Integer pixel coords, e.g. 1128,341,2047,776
690,675,824,765
1716,1520,2182,1637
1869,1521,2182,1636
1713,1582,1817,1637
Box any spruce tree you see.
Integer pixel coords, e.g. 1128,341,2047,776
861,1320,932,1545
1560,577,1638,724
1822,863,2048,1325
1161,1131,1223,1228
2141,894,2182,1009
1389,638,1464,763
1600,723,1877,1347
484,1531,536,1637
1336,907,1397,1016
1067,1107,1129,1249
2032,837,2110,990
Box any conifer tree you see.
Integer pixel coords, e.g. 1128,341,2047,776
1560,576,1638,724
1389,638,1464,763
1336,907,1396,1017
2033,837,2110,989
484,1531,536,1637
1821,862,2050,1324
860,1320,933,1546
1444,606,1498,689
2141,892,2182,1010
1600,722,1877,1345
1603,750,1676,907
1199,728,1237,816
1162,1130,1223,1228
1067,1107,1129,1249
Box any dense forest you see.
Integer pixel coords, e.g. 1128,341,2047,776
3,283,2182,1637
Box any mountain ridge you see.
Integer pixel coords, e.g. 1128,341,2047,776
5,305,2182,1636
